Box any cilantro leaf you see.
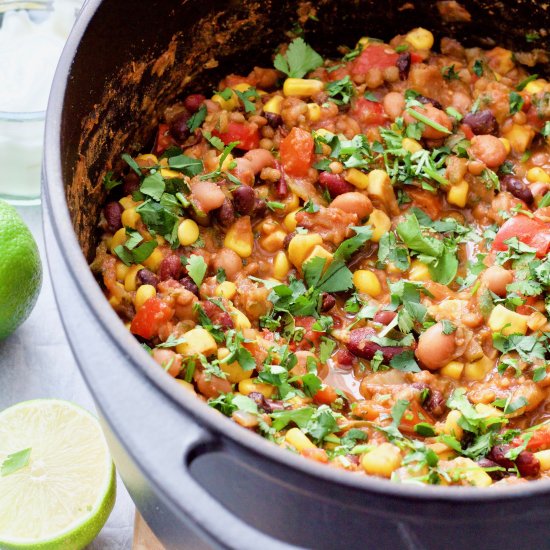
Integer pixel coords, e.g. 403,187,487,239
509,92,525,115
140,171,165,201
103,171,122,190
187,104,207,133
390,350,421,372
168,154,204,176
187,254,208,287
326,76,355,105
274,38,324,78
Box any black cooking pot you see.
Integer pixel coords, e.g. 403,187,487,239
43,1,550,549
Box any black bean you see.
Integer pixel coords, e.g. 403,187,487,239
463,109,499,136
123,172,141,195
248,392,270,411
424,389,445,417
217,199,236,227
283,231,296,249
103,201,124,232
233,185,256,215
397,52,411,80
169,110,191,142
264,112,283,128
476,458,506,480
137,269,159,288
320,293,336,312
417,95,443,111
180,276,200,297
487,445,541,478
501,175,534,204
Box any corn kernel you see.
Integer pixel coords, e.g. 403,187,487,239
260,220,279,235
121,207,140,229
142,247,164,271
159,168,183,179
119,196,140,210
488,304,528,336
441,361,464,380
176,327,217,357
443,410,464,440
224,220,254,258
263,95,284,115
504,124,535,154
526,167,550,184
448,457,493,487
464,355,493,381
345,168,370,190
525,79,547,95
307,102,322,122
260,230,287,253
135,153,158,167
218,347,253,383
304,245,334,269
134,284,157,309
402,138,423,154
284,209,300,232
367,169,397,211
499,138,511,155
176,379,196,394
124,264,144,292
447,180,469,208
405,28,434,50
178,219,200,246
283,78,324,97
212,90,238,110
283,192,300,213
361,443,402,477
238,378,275,398
475,403,504,418
534,450,550,471
230,307,252,330
353,270,382,297
367,209,391,242
288,233,323,268
273,251,291,280
115,261,130,281
215,281,237,300
285,428,316,451
408,260,431,282
232,82,252,92
110,227,127,252
356,37,369,49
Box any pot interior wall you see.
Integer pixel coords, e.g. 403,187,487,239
60,0,549,259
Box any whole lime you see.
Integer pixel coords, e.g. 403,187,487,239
0,200,42,339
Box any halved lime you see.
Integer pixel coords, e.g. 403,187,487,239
0,399,116,550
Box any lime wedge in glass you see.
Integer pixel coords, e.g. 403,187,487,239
0,399,116,549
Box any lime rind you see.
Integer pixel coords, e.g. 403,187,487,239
0,399,116,550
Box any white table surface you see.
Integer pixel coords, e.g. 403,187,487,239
0,204,135,549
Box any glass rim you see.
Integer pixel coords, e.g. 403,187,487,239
0,110,46,122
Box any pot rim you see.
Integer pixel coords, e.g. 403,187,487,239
43,0,550,504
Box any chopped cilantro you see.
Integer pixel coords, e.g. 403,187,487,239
509,91,525,115
187,105,207,133
187,254,208,287
326,76,355,106
274,38,324,78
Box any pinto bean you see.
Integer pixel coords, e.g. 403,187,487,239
319,172,355,197
152,349,182,377
404,104,452,139
415,322,456,371
195,370,232,398
469,135,507,168
159,254,182,281
330,192,373,219
347,328,409,362
244,149,275,174
482,265,513,296
137,268,159,288
191,181,226,213
230,157,255,186
463,109,498,135
383,92,405,120
212,248,243,281
233,185,256,215
103,201,123,232
501,175,534,205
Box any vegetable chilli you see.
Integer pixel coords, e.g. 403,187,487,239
93,28,550,487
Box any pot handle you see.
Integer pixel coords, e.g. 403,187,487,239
164,418,301,550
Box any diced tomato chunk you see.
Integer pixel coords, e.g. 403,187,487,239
155,123,176,155
524,427,550,452
352,44,399,74
212,122,260,151
294,316,323,345
130,297,174,339
398,401,435,435
492,215,550,258
279,127,314,177
313,385,339,405
351,97,387,126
